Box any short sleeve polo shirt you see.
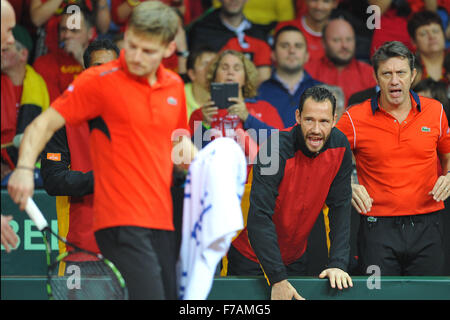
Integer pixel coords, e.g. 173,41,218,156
52,50,189,231
337,91,450,216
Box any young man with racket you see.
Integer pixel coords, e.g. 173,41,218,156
8,1,197,299
40,39,119,277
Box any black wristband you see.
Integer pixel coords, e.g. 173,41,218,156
15,166,34,172
176,50,189,58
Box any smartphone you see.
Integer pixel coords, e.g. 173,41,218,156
210,82,239,109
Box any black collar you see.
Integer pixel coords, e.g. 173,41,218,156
370,90,422,115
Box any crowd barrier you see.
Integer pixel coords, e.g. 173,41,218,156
2,189,449,300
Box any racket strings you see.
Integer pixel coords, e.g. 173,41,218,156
49,261,126,300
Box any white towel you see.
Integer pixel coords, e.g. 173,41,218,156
177,138,246,300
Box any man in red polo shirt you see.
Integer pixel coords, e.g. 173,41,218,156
305,18,376,106
337,41,450,276
7,1,196,299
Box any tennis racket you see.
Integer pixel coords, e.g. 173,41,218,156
25,197,128,300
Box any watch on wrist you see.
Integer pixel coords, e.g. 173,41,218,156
176,50,189,58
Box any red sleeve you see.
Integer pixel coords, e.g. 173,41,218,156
33,55,60,103
51,69,103,125
258,101,284,129
438,105,450,155
252,38,272,67
336,110,355,151
110,0,127,26
188,109,204,135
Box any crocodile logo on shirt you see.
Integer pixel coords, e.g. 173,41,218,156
421,126,431,132
167,97,178,106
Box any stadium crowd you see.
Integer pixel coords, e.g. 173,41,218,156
2,0,450,299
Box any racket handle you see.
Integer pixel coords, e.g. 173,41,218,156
25,197,49,231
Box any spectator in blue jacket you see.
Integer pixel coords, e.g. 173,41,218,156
258,25,321,127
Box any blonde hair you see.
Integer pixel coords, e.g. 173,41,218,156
128,1,179,43
206,50,259,98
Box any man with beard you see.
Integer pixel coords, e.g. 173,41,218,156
257,25,321,127
229,86,353,300
305,18,376,106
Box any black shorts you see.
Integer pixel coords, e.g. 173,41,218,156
95,226,177,300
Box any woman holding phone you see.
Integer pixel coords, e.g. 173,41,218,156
189,50,283,157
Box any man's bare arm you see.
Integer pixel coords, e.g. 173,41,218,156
8,107,66,210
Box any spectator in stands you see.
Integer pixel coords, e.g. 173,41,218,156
185,46,217,119
317,84,346,120
30,0,110,55
111,0,189,74
337,41,450,276
368,0,414,57
305,18,377,105
413,76,450,123
229,86,353,300
189,50,283,156
40,39,119,277
276,0,339,62
33,4,95,102
408,10,448,83
1,0,19,254
1,26,49,177
112,0,189,25
188,0,272,84
257,26,321,127
232,0,295,26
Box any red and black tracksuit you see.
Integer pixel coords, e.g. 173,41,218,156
230,124,353,285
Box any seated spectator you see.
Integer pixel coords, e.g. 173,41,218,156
408,10,448,83
413,77,450,120
305,17,377,106
33,4,94,102
188,0,272,84
112,0,190,25
317,84,346,121
257,26,321,127
369,0,414,57
212,0,295,26
1,25,49,181
110,0,189,74
189,50,283,158
30,0,110,56
40,38,119,276
276,0,339,62
185,46,218,119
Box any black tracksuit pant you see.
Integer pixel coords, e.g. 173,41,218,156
357,210,445,276
95,226,177,300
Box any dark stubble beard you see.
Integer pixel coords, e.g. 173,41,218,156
326,48,353,67
279,63,304,75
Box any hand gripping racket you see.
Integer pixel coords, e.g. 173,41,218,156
25,198,128,300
